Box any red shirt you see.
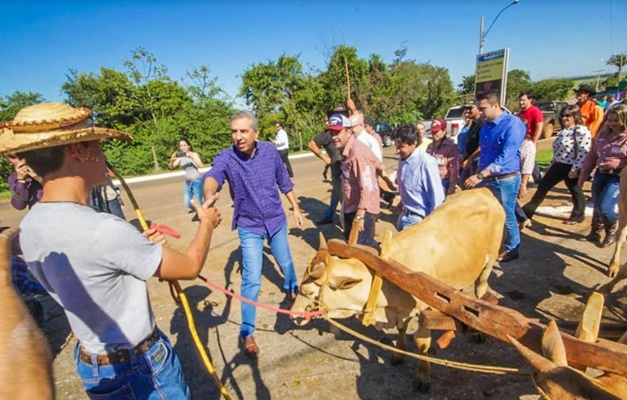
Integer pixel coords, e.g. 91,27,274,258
517,105,544,140
341,136,384,214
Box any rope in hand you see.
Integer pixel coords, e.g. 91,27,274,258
107,162,232,400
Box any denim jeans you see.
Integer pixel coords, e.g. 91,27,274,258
397,210,424,231
484,173,521,252
74,330,190,399
591,170,620,224
323,182,341,221
183,177,204,210
237,222,298,338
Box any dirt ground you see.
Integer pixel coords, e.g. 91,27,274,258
4,145,626,400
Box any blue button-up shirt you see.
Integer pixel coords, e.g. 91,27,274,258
478,112,526,175
398,149,444,218
204,141,294,236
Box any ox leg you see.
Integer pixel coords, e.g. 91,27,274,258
390,324,408,366
608,213,627,278
412,325,432,393
474,258,494,299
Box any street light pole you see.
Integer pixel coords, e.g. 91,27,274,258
479,0,520,55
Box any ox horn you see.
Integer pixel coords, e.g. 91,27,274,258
319,232,328,249
507,334,555,373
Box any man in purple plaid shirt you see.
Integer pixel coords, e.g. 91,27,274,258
203,110,303,358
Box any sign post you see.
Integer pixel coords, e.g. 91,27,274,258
474,48,510,105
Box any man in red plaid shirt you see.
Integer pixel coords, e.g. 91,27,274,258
328,113,392,249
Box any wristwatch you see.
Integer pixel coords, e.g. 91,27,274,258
355,215,365,221
477,172,485,180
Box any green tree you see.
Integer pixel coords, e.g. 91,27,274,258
0,91,45,122
504,69,532,110
530,78,574,101
607,53,627,83
458,74,476,96
0,91,46,192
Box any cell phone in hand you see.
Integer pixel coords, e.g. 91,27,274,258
177,152,185,158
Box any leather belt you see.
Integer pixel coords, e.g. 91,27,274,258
403,208,424,218
485,171,518,181
599,168,622,176
78,329,159,366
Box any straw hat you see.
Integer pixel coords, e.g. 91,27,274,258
0,102,132,154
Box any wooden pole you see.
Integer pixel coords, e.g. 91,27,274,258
343,56,351,99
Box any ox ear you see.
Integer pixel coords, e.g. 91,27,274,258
319,232,327,249
327,276,363,291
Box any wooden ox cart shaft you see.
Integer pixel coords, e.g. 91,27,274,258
327,239,627,377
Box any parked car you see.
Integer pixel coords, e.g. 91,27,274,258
534,100,569,139
373,121,393,147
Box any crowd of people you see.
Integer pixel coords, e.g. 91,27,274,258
1,81,626,398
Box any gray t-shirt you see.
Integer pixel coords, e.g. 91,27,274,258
179,155,200,180
20,202,162,354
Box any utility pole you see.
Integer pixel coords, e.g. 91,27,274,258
478,0,520,55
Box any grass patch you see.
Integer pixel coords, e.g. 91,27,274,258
536,148,553,169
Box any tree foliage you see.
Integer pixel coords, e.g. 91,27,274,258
62,47,235,176
607,52,627,83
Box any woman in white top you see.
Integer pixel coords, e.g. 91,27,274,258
523,105,591,224
169,137,204,211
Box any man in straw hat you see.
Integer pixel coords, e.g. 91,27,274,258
0,102,222,398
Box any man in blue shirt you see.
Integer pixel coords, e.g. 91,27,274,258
203,110,303,358
393,124,444,230
465,91,526,262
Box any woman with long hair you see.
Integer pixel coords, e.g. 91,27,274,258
169,137,204,211
578,104,627,247
523,105,591,224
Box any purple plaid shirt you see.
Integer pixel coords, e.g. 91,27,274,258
204,141,294,236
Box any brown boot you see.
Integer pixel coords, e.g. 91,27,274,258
601,222,618,248
580,215,603,244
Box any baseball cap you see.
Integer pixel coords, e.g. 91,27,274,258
327,114,352,131
430,118,447,133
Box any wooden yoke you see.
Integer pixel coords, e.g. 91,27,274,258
327,238,627,377
361,230,392,327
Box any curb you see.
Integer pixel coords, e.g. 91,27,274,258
112,151,315,185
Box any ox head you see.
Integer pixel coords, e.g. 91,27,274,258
290,233,372,326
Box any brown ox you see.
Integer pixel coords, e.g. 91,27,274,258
291,188,505,392
0,228,54,399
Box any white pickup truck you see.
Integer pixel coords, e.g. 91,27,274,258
423,106,467,144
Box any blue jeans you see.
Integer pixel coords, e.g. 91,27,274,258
237,223,298,338
74,330,190,399
397,210,424,231
442,178,450,196
323,183,340,221
591,171,620,224
484,173,521,252
183,177,204,210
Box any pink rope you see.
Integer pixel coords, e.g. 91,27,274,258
197,274,325,320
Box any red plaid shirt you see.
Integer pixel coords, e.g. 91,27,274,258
341,136,384,214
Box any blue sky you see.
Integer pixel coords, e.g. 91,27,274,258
1,0,624,105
